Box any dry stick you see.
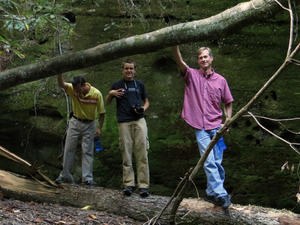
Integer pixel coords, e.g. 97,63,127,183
287,0,294,57
290,58,300,65
165,42,300,224
0,145,59,188
169,179,191,225
243,114,300,134
248,111,300,155
243,114,300,122
150,168,193,225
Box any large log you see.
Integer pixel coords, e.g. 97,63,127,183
0,0,293,90
0,170,299,225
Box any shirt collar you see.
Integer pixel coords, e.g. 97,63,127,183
200,68,215,79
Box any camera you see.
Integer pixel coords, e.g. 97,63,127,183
132,104,144,114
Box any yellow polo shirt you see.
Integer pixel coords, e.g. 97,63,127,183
65,83,105,120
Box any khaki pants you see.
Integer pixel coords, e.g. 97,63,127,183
118,118,149,189
58,117,95,183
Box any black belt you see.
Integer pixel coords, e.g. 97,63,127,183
72,115,93,123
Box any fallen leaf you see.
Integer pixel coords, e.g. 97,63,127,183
81,205,92,210
88,214,97,219
35,217,43,223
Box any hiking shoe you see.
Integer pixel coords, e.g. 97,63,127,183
139,188,150,198
55,176,74,185
218,195,231,209
204,195,217,204
55,177,63,184
83,180,97,186
123,186,135,196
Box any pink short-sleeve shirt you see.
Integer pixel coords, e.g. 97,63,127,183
181,66,234,130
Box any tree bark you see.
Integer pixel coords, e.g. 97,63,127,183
0,0,291,90
1,170,299,225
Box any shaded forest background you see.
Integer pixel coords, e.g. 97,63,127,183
0,0,299,213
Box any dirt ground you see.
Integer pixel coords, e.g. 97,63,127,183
0,198,142,225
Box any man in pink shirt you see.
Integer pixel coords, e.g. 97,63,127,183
172,45,233,209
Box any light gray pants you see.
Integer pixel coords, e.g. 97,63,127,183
58,117,95,183
118,118,150,189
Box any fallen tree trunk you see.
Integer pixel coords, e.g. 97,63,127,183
0,0,291,90
0,170,299,225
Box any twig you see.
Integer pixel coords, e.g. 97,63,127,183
243,114,300,122
274,0,290,11
242,114,300,134
180,210,192,219
248,111,300,155
289,58,300,65
286,0,294,57
189,178,200,199
150,168,192,225
0,145,59,188
274,0,294,57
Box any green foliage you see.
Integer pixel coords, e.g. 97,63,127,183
71,0,104,7
0,0,75,58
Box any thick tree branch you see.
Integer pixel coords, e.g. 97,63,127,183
0,0,292,90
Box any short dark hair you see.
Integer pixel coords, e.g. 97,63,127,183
122,59,136,69
71,76,86,87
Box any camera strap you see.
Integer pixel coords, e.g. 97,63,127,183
123,79,142,106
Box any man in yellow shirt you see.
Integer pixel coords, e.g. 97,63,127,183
55,74,105,185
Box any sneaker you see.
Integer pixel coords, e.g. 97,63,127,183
83,180,97,186
139,188,150,198
123,186,135,196
218,195,231,209
55,176,74,184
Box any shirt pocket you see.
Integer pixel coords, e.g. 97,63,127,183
207,88,221,106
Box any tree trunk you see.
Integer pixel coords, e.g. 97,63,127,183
0,0,290,90
1,170,299,225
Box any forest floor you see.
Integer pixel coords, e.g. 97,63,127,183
0,198,141,225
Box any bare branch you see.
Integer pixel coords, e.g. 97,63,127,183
0,145,59,188
243,114,300,134
243,114,300,122
150,168,192,225
248,111,300,155
189,178,200,199
289,58,300,65
274,0,290,10
287,0,294,57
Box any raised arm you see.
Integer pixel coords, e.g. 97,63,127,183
172,45,188,74
57,74,69,90
105,89,124,105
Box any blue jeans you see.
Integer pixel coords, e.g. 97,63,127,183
195,128,228,198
